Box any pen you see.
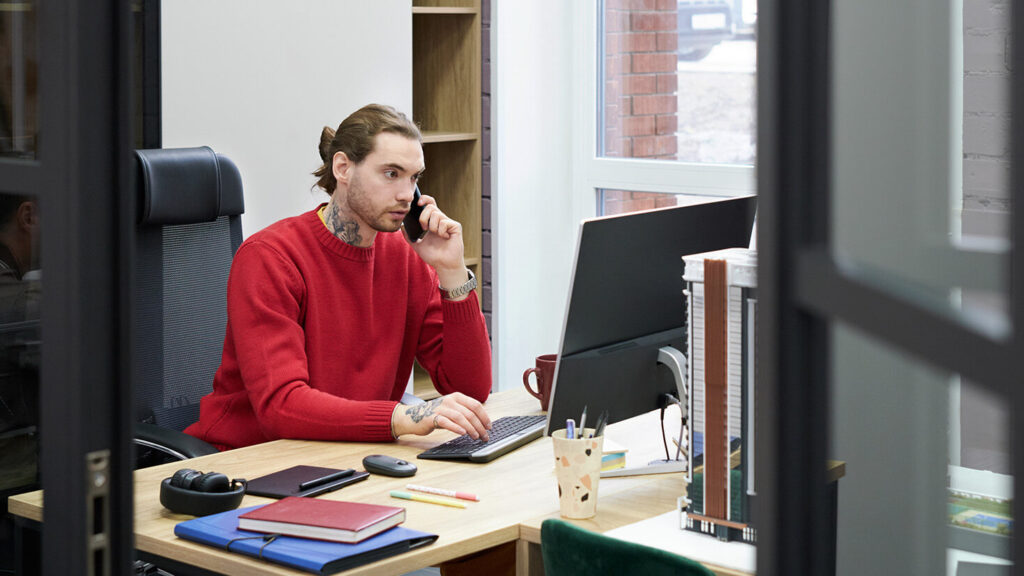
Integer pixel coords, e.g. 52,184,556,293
578,405,588,435
406,484,479,502
298,468,355,491
566,419,576,439
390,490,466,509
593,410,609,437
301,470,369,497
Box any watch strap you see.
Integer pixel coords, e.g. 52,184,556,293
441,268,477,300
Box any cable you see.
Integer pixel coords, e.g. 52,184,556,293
659,393,686,462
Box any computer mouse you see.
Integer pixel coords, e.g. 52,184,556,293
362,454,418,477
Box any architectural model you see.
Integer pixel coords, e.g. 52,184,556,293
682,247,757,543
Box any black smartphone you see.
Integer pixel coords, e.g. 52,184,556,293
403,186,427,243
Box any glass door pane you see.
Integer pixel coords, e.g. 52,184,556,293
0,1,39,571
831,0,1010,333
0,1,37,158
831,323,1013,575
0,191,40,573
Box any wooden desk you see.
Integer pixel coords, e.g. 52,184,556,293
9,389,690,576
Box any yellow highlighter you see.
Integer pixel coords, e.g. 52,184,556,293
390,490,466,509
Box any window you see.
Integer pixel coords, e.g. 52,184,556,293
579,0,756,218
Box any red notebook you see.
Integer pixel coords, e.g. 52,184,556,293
237,497,406,544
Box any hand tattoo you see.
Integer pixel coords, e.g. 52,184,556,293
406,398,443,424
325,202,363,246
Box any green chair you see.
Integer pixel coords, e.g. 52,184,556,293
540,518,714,576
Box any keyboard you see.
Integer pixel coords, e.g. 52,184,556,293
417,415,547,463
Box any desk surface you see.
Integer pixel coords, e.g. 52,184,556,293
10,389,693,576
10,389,844,576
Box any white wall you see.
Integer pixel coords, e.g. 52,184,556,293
161,0,412,237
491,2,578,391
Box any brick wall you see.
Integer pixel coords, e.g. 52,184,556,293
603,0,679,215
482,0,492,334
962,0,1010,238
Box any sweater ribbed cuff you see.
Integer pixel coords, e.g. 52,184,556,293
367,400,401,442
440,290,483,324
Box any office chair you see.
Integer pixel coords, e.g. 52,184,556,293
540,518,713,576
129,147,423,468
132,146,244,467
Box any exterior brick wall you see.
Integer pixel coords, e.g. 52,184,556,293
963,0,1010,238
603,0,679,214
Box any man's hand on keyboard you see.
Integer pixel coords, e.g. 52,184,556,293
391,392,493,441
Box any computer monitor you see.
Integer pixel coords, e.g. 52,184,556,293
544,195,757,476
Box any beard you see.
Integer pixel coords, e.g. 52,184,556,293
345,171,406,234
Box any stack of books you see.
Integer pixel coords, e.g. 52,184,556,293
601,438,628,472
174,497,438,574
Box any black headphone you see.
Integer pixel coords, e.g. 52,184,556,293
159,468,247,517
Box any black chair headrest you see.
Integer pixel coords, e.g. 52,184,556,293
135,146,245,226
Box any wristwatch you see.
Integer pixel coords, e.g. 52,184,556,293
440,268,477,300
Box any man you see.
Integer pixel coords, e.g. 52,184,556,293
0,194,39,435
0,194,41,572
186,104,492,450
0,195,37,284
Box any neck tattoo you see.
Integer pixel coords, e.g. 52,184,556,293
324,201,364,247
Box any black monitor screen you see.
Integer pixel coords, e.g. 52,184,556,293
546,196,757,434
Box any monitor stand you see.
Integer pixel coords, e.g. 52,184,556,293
600,346,688,478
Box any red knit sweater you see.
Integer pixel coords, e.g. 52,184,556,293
184,206,492,450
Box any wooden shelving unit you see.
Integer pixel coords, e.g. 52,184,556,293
421,130,479,144
411,0,482,398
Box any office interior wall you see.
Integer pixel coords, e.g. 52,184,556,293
160,1,412,238
491,1,577,391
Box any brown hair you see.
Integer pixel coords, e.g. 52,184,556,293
313,104,422,195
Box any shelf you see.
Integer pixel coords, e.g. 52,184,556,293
412,7,478,15
413,0,482,315
422,131,479,144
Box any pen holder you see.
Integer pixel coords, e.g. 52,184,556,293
551,428,603,519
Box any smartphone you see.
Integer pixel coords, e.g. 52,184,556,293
403,185,427,243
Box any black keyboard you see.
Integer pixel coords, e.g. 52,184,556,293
417,415,547,463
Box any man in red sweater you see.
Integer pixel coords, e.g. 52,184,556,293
185,104,492,450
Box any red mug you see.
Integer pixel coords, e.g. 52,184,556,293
523,354,557,411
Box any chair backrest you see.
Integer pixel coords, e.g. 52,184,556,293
132,146,244,433
540,518,714,576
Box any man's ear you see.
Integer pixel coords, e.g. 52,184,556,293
332,151,352,186
17,201,37,232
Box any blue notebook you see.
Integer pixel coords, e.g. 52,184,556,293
174,505,438,574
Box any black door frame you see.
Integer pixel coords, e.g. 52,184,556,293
31,0,134,573
757,0,1022,574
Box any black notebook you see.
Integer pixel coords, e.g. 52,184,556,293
245,465,369,499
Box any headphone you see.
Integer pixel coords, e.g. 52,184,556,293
159,468,247,517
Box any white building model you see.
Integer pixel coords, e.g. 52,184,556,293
682,247,757,543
